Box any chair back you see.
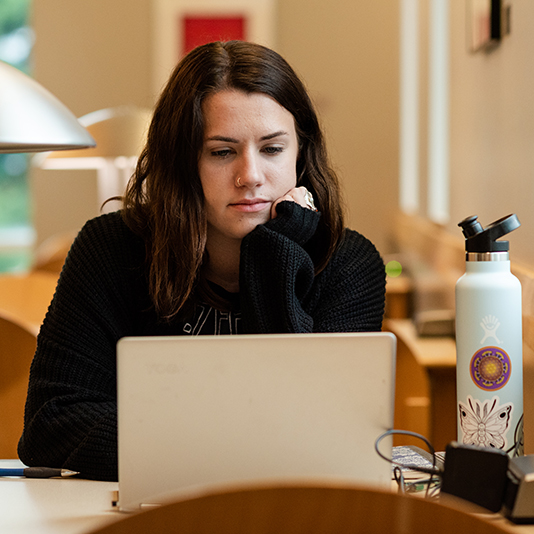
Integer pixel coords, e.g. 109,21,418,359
0,272,58,335
0,312,37,458
32,231,76,274
87,483,512,534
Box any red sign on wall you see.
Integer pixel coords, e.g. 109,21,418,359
182,16,246,55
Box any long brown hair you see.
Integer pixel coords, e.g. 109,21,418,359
122,41,345,320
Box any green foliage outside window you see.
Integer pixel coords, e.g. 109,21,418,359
0,0,33,272
0,0,31,35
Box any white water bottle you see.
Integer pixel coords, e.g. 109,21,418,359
456,214,523,457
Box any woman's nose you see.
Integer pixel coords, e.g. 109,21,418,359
236,152,263,188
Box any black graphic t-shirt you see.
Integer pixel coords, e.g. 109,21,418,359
182,284,242,335
182,305,241,335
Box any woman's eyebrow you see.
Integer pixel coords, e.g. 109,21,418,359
261,130,288,141
205,131,288,143
205,135,239,143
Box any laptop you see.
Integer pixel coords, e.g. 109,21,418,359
116,332,396,511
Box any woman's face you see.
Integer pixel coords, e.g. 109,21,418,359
198,89,299,249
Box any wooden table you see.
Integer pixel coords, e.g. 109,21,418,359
0,461,119,534
0,458,532,534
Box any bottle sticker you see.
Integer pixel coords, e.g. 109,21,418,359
511,415,524,457
459,396,512,450
480,314,501,344
470,346,511,391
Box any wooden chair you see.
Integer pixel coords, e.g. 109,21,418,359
88,483,511,534
0,271,58,335
32,231,76,274
385,318,458,451
0,311,37,458
390,327,431,448
0,272,57,458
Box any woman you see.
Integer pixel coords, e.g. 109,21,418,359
18,41,386,481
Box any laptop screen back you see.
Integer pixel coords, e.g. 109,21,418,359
117,332,396,511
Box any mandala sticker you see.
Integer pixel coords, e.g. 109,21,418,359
470,346,511,391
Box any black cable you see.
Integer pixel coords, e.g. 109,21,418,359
393,466,405,494
375,429,444,497
374,429,444,476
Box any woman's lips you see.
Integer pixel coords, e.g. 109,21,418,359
229,199,271,212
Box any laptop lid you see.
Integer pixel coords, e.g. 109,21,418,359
117,332,396,511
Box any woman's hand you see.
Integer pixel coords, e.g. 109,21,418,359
271,186,316,219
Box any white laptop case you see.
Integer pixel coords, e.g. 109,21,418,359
116,332,396,511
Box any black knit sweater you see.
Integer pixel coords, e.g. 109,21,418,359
18,202,386,481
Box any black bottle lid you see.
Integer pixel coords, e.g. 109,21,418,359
458,214,520,253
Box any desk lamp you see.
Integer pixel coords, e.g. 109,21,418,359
0,60,95,153
35,106,151,212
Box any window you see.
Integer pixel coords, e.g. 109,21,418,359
0,0,34,272
399,0,450,224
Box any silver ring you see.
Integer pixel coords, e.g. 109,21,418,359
236,177,241,187
304,189,317,211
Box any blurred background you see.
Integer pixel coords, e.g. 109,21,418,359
3,0,534,454
2,0,533,273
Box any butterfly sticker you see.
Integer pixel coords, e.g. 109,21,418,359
458,396,512,449
508,414,524,457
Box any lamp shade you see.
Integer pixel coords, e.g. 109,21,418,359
0,60,96,153
41,106,152,160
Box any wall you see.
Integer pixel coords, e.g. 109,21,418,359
277,1,399,253
447,0,534,267
29,0,399,255
30,0,154,247
31,0,153,114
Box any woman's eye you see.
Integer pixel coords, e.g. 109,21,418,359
211,149,232,158
263,146,284,155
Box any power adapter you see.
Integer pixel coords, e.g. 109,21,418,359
503,455,534,523
440,442,509,513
